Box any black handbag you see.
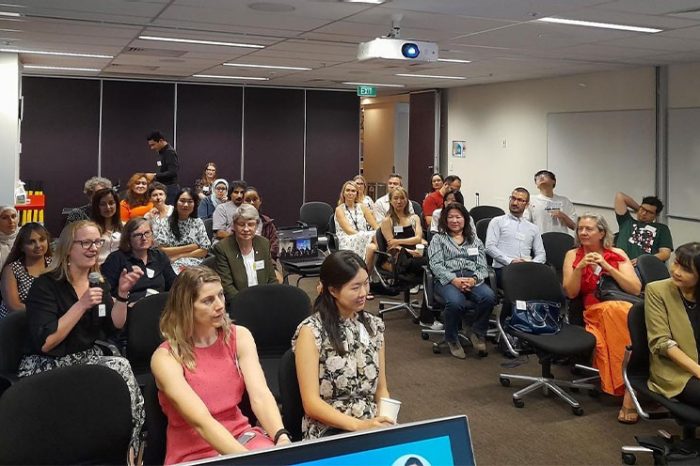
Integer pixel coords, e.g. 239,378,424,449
507,300,563,335
595,274,643,305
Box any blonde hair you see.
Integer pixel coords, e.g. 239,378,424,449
337,180,359,206
353,175,368,202
388,186,410,226
575,213,614,249
159,266,232,370
46,220,101,283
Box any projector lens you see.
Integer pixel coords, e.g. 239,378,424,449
401,43,420,59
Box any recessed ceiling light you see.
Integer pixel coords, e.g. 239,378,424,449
192,74,269,81
0,48,113,58
223,63,311,71
437,58,472,64
248,2,295,12
537,17,662,33
0,11,20,17
342,81,405,88
395,73,466,80
139,35,264,49
23,65,101,72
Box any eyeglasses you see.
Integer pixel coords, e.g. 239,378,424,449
639,205,657,216
73,239,106,250
215,186,227,191
131,231,153,240
509,196,528,204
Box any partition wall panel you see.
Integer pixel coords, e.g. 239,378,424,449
243,88,304,227
20,77,101,234
305,90,360,205
176,84,243,187
408,91,437,202
101,81,175,189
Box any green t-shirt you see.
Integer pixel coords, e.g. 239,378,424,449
615,211,673,260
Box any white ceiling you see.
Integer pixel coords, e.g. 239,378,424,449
5,0,700,93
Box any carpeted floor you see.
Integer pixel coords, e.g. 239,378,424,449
294,275,674,466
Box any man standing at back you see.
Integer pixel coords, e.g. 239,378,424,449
525,170,576,234
147,130,180,204
373,173,414,223
614,192,673,266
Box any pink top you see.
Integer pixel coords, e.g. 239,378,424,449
572,246,627,308
158,327,266,465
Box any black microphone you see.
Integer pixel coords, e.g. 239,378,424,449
88,272,106,318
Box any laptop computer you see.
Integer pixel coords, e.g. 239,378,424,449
278,226,326,268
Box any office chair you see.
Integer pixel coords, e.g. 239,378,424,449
201,254,216,269
326,213,339,252
475,217,492,246
299,201,334,250
636,254,670,288
278,348,304,441
228,284,311,400
470,205,505,224
0,364,133,465
410,200,425,231
373,229,422,321
203,217,214,242
621,302,700,465
0,310,26,396
497,262,598,415
541,231,575,280
127,292,169,387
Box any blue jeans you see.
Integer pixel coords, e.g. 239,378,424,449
435,280,496,343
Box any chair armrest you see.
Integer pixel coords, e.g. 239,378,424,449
0,372,18,397
95,339,121,356
297,221,309,228
494,305,520,358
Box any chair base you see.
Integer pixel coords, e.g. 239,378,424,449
378,299,420,320
621,432,700,465
498,372,596,415
421,330,472,355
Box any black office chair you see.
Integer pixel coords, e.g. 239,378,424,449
127,292,169,387
299,202,334,250
0,364,133,465
203,217,214,242
228,284,311,400
410,200,424,230
470,205,505,224
475,217,491,246
278,348,304,441
201,254,216,269
497,262,598,415
373,229,422,321
326,213,339,251
636,254,670,288
0,310,26,396
621,302,700,465
541,231,575,280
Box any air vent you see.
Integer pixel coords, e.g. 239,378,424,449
124,47,186,57
105,64,159,72
666,7,700,19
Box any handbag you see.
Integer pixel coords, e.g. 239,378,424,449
595,274,643,305
508,300,563,335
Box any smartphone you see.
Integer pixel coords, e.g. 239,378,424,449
237,432,256,446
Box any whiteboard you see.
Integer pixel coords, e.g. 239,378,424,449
668,108,700,220
547,110,655,208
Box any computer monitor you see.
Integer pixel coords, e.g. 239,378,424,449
182,415,475,466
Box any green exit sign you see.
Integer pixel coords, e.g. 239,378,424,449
357,86,377,97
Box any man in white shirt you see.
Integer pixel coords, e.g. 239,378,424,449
373,173,414,223
525,170,576,235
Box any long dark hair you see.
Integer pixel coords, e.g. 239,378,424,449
3,222,52,266
169,188,199,240
438,202,474,243
90,188,122,234
675,242,700,303
314,250,374,355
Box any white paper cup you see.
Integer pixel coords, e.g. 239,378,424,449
379,397,401,422
415,244,425,254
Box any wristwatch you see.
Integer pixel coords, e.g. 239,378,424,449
115,293,129,303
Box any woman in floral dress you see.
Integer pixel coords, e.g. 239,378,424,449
292,250,393,439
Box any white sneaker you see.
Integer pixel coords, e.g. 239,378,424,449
410,285,421,294
420,321,444,331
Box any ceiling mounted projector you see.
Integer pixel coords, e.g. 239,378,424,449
357,37,439,62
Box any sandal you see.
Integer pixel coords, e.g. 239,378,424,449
617,406,639,424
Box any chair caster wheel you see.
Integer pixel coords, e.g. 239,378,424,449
379,304,385,310
572,406,584,416
499,377,510,387
513,398,524,408
621,453,636,465
432,345,441,354
421,332,429,340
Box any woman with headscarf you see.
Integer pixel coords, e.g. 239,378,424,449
198,179,229,220
0,206,19,270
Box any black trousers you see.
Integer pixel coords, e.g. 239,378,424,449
165,183,180,205
675,377,700,408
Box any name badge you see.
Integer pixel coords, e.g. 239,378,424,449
515,232,526,241
146,268,155,278
254,260,265,270
393,225,404,234
156,161,162,167
467,247,479,257
145,288,159,297
593,265,602,276
515,300,527,310
98,304,106,317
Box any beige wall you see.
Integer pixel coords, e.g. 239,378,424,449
361,94,410,185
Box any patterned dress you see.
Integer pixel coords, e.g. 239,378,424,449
0,257,52,319
291,312,385,439
335,203,375,260
153,217,211,273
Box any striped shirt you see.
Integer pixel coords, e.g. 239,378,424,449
427,232,489,285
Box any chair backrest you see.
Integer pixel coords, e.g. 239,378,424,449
625,302,649,378
0,311,27,386
411,200,423,219
541,232,575,276
228,284,311,358
203,217,214,241
326,213,338,250
299,202,334,235
475,217,492,245
278,348,304,441
501,262,566,305
127,292,169,375
201,255,216,269
0,364,132,465
470,205,505,224
143,374,168,466
636,254,670,288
